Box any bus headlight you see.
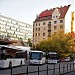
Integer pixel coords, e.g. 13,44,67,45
39,61,42,64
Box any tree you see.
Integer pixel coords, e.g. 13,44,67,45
35,30,75,58
28,38,32,47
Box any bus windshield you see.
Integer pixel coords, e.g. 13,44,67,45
30,52,42,60
48,54,57,59
47,52,58,60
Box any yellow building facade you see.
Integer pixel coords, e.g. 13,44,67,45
71,12,74,32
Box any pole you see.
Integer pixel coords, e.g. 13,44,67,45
27,65,28,75
53,65,55,75
59,64,60,74
47,65,48,75
38,66,39,75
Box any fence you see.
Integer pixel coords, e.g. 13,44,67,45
9,63,75,75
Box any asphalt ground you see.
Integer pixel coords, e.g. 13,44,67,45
0,61,75,75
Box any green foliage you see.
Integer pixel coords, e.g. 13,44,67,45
35,30,75,58
28,38,32,47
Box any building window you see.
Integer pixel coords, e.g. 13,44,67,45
16,22,18,24
54,21,57,24
43,22,45,25
39,23,40,26
38,33,40,36
38,28,40,31
36,28,37,31
54,26,57,30
48,22,51,26
6,23,7,25
16,29,17,31
10,27,11,29
33,34,34,37
60,26,63,29
49,22,51,24
43,33,45,36
26,25,27,27
36,33,37,36
56,16,58,18
60,20,63,23
36,23,37,26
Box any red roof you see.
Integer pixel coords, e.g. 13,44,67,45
39,9,54,17
58,5,70,18
34,5,70,22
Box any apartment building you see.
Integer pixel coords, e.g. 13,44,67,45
33,5,71,45
0,14,33,42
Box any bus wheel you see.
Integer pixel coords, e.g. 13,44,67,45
9,61,12,68
20,60,22,66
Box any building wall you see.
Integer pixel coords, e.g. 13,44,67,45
51,8,65,35
33,18,64,45
65,5,71,33
33,5,71,45
0,15,33,42
33,10,65,45
33,21,48,44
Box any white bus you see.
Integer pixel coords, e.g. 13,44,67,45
0,45,29,68
47,52,58,64
29,51,46,65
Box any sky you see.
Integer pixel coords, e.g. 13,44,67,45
0,0,74,25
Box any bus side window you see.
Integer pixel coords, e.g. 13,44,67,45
5,55,12,59
1,54,6,59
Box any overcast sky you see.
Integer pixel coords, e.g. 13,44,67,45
0,0,74,25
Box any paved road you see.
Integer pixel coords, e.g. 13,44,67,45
0,62,75,75
64,71,75,75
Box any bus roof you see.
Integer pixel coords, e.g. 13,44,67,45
0,45,31,52
30,50,44,53
48,52,57,54
15,46,31,51
0,45,20,50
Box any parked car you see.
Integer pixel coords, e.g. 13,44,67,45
65,57,71,62
61,58,65,62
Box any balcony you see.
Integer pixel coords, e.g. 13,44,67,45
48,30,51,32
48,23,51,26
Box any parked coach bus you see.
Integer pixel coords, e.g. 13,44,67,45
0,45,30,68
47,52,58,64
29,50,46,65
